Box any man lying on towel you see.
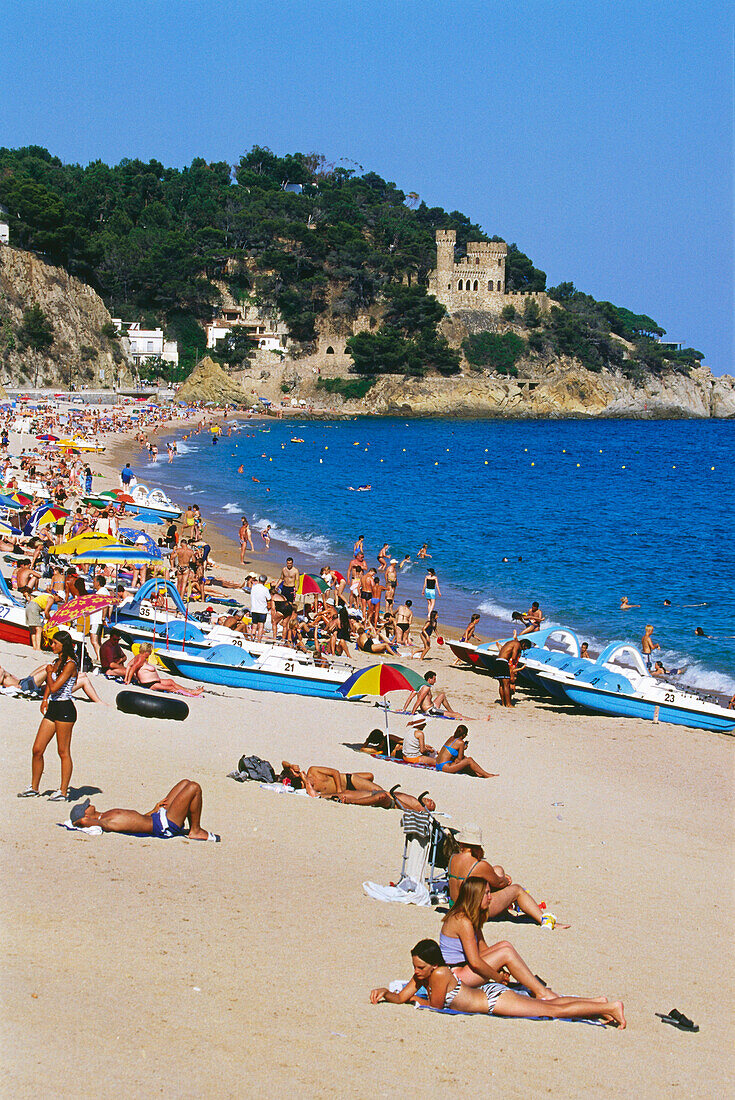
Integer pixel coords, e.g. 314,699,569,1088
280,761,435,812
69,779,220,841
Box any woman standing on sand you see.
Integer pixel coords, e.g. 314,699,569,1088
18,631,78,802
423,568,440,615
417,610,438,660
370,938,625,1027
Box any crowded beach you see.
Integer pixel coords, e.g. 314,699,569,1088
1,396,732,1096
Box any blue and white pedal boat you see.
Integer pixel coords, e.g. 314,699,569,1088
539,642,735,734
155,643,352,699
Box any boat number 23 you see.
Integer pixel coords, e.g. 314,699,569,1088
663,692,675,703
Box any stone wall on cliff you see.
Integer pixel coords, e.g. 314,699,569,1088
0,246,132,388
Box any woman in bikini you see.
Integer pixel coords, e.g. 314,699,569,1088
124,643,203,696
18,631,79,802
446,824,567,926
370,936,625,1027
435,726,497,778
416,610,438,660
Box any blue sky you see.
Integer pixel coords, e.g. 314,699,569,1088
2,0,732,372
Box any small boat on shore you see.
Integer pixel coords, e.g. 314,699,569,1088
537,642,735,733
155,643,351,699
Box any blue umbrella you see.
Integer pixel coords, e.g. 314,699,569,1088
118,528,163,558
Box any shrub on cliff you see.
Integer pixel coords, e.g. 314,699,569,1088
17,303,54,352
462,331,525,376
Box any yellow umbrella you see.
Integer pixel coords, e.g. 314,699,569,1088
51,532,118,555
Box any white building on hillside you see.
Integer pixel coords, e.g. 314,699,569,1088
0,204,9,245
112,320,179,367
204,305,288,353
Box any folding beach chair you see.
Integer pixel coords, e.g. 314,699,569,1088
399,811,453,905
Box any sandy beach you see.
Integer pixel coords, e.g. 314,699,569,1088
2,418,733,1098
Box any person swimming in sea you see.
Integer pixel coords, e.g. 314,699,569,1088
620,596,641,610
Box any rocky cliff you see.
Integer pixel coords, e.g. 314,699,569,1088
349,362,735,418
0,246,130,388
176,357,248,405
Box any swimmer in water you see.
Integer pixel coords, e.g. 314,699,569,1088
620,596,641,610
417,543,431,559
580,642,592,659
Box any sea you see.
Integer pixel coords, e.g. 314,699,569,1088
144,417,735,696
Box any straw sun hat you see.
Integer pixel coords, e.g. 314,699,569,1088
454,824,484,847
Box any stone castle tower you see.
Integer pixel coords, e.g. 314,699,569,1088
428,228,508,312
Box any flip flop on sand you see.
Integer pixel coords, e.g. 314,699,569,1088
656,1009,699,1032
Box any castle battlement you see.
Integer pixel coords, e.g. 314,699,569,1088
428,228,508,309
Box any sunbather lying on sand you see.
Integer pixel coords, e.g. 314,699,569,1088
69,779,220,841
280,761,380,796
0,662,107,704
447,824,568,927
370,938,625,1027
280,762,435,812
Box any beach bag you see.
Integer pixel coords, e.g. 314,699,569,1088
236,754,277,783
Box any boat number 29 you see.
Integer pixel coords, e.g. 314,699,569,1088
663,692,675,703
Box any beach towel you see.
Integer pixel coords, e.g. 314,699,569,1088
57,821,103,837
363,878,431,906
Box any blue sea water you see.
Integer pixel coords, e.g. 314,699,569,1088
145,417,735,694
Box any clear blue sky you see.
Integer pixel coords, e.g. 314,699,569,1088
2,0,732,372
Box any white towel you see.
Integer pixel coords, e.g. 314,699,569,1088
58,821,103,836
257,783,308,796
362,878,431,906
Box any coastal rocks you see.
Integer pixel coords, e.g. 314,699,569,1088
334,361,734,419
175,356,247,405
0,246,129,388
280,364,301,392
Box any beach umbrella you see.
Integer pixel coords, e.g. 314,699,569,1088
70,545,156,566
37,433,60,442
0,493,23,510
31,505,70,526
296,574,328,597
50,593,112,626
337,662,428,753
7,491,32,506
118,528,163,558
52,532,117,555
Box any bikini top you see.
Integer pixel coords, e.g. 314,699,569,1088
447,856,482,882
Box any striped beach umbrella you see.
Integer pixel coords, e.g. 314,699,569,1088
337,662,427,752
296,573,328,596
70,545,156,566
51,532,117,555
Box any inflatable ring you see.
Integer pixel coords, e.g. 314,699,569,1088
116,690,189,722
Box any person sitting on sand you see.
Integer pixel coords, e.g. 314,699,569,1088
435,725,497,778
356,626,397,656
446,824,567,926
370,938,625,1027
359,728,403,757
69,779,220,842
400,719,437,766
406,671,466,719
124,643,203,697
440,879,564,994
100,630,127,678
